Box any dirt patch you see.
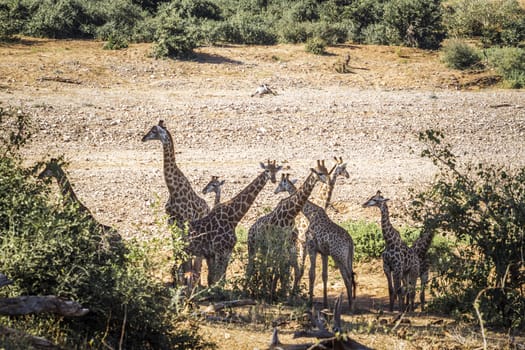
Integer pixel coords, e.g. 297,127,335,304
1,38,524,349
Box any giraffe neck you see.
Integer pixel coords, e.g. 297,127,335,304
414,229,435,256
53,168,89,213
214,190,221,206
284,184,324,221
277,172,319,220
378,202,401,247
312,172,338,209
160,129,180,194
219,171,269,225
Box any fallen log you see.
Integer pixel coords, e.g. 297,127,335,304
0,325,61,349
0,296,89,317
38,76,82,84
204,299,256,313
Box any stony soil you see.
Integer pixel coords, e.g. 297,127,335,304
1,38,524,349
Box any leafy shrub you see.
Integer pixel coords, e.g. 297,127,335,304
443,0,525,47
0,107,213,349
24,0,88,38
341,220,383,262
224,14,277,45
289,0,320,22
382,0,445,49
92,0,146,44
244,226,295,302
277,19,312,43
441,39,482,70
312,20,354,45
341,0,385,42
410,129,525,330
305,36,326,55
486,47,525,88
361,23,391,45
0,1,26,41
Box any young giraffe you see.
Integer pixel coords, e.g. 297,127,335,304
202,176,225,207
293,157,350,283
38,158,125,254
246,160,329,295
275,173,355,310
142,120,210,283
362,191,419,312
184,160,282,286
411,229,435,311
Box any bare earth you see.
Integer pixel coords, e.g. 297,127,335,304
1,38,524,349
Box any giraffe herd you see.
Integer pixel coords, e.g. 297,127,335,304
39,119,435,313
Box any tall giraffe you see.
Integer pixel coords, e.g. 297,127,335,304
411,229,435,311
246,160,329,295
275,173,355,310
294,157,350,284
142,120,210,284
141,120,209,225
362,191,419,312
202,176,225,207
38,158,124,255
183,160,282,286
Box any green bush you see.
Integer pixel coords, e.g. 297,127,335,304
382,0,445,49
244,226,295,302
24,0,88,38
441,39,482,70
486,47,525,88
92,0,146,44
361,22,391,45
305,36,326,55
410,129,525,330
341,220,383,261
443,0,525,47
0,107,213,349
277,19,312,43
223,14,277,45
340,0,385,43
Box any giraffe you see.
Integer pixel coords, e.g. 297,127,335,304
275,173,355,310
202,176,225,207
362,191,419,312
142,120,210,284
410,229,435,311
38,158,125,255
246,160,329,296
141,120,209,225
311,156,350,210
183,160,282,286
293,157,351,284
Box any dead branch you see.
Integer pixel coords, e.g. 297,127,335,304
204,299,256,313
0,295,89,317
38,76,82,84
0,325,62,349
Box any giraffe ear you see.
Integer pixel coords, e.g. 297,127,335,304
291,179,298,185
276,165,283,171
219,180,225,186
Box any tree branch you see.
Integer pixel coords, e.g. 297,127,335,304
0,296,89,317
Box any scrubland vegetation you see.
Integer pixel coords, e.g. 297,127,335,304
0,0,525,86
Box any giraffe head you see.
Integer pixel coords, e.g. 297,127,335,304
362,190,389,208
274,173,297,194
260,159,282,183
38,158,64,180
311,159,330,184
141,120,170,144
330,156,350,180
202,176,225,195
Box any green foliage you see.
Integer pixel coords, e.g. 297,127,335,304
0,107,212,349
341,220,383,261
24,0,88,38
152,2,198,58
410,129,525,330
443,0,525,47
382,0,445,49
244,226,295,302
305,36,326,55
486,47,525,88
91,0,146,45
441,39,482,70
0,0,26,41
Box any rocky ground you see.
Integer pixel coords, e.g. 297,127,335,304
1,38,524,349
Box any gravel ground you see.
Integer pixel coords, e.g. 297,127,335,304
1,40,524,240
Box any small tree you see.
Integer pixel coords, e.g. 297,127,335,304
410,129,525,330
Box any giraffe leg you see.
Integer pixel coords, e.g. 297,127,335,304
338,261,354,312
420,268,429,311
393,273,404,312
321,254,329,309
206,256,216,286
192,256,203,286
383,266,395,312
290,244,301,294
308,248,317,305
